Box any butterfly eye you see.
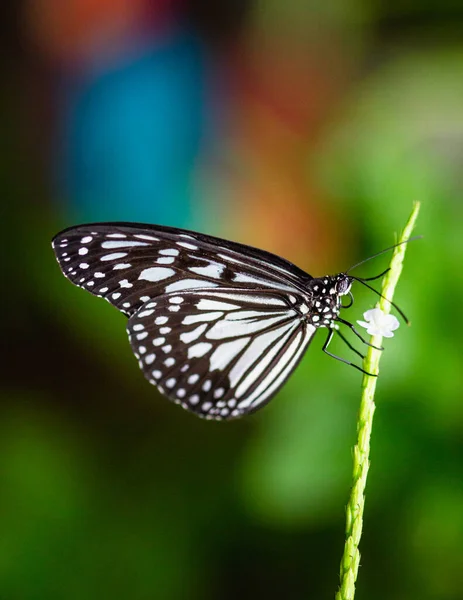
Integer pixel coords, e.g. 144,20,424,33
336,276,352,296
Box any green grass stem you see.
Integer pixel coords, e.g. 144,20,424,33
335,201,421,600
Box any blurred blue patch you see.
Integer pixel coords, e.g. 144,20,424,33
57,34,210,226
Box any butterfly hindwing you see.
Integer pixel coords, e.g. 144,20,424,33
52,223,312,317
127,288,316,420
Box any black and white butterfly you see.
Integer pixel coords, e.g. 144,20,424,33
52,223,404,420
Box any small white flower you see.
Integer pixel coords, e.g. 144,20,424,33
357,308,400,338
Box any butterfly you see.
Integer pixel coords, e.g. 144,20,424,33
52,222,405,420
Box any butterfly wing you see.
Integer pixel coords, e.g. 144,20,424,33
52,222,312,317
127,288,316,420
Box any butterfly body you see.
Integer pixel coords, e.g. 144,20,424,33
52,223,354,420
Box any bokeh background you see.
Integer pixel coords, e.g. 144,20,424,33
3,1,463,599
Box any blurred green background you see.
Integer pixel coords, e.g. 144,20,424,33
2,1,463,599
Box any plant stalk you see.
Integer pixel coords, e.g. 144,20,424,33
335,201,421,600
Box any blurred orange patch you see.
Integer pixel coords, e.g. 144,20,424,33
224,33,351,270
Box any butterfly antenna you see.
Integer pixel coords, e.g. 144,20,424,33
359,267,390,282
346,236,422,274
351,276,409,324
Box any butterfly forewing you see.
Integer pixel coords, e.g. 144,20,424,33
127,288,316,419
52,223,312,317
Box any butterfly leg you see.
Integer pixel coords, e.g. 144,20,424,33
335,328,365,360
336,317,384,351
341,291,354,309
322,329,377,377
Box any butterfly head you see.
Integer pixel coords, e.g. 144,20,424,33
305,273,353,327
334,273,353,296
308,273,353,298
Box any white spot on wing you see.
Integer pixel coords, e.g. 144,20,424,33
204,292,286,306
189,263,224,278
134,234,159,241
206,313,288,340
160,249,179,256
119,279,133,288
180,323,207,343
101,240,148,249
183,312,223,325
209,337,250,371
164,279,218,293
100,252,128,261
139,267,175,282
157,257,175,265
196,299,239,311
188,342,212,359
